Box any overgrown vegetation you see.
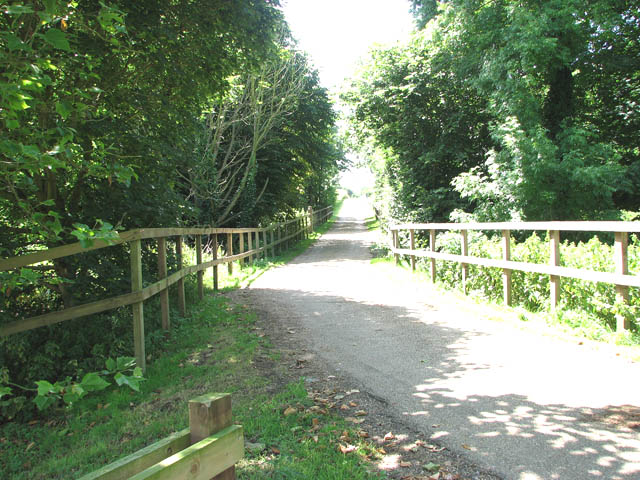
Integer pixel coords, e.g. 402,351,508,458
1,1,345,407
343,0,640,225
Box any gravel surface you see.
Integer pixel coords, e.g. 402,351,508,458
229,198,640,480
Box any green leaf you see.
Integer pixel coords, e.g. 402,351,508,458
105,358,116,372
114,372,141,392
3,5,34,15
42,0,57,14
116,357,136,371
79,372,109,392
43,28,71,51
55,101,72,120
424,462,440,472
34,395,55,411
35,380,55,396
0,386,12,400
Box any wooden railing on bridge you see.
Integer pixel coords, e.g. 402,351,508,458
390,221,640,332
0,206,333,370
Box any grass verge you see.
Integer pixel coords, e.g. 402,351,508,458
1,204,385,479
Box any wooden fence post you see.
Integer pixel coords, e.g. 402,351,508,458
227,233,233,275
176,236,186,317
429,229,436,283
461,229,468,295
213,234,219,292
130,239,146,372
262,230,268,259
392,229,399,266
277,225,282,255
189,393,236,480
239,232,245,268
549,230,560,310
270,227,275,257
502,230,512,306
409,228,416,272
157,237,170,331
308,206,314,233
615,231,630,331
196,235,203,300
247,230,253,265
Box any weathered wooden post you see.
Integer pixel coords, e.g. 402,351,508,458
213,234,219,292
429,229,436,283
549,230,560,309
277,224,282,255
157,237,170,330
176,236,186,317
502,230,512,306
392,229,399,266
461,229,468,295
227,232,233,275
188,393,238,480
308,206,314,233
130,239,146,372
262,229,268,259
247,230,253,265
615,231,630,331
270,227,275,257
239,232,245,268
409,228,416,272
196,235,203,300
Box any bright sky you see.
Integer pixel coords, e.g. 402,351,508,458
281,0,414,91
281,0,414,194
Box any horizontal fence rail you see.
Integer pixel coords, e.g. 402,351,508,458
390,221,639,332
1,206,333,370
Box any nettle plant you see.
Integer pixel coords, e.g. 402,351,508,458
0,356,144,418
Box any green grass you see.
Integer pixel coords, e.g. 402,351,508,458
1,205,384,479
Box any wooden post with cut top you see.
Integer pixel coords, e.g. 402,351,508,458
130,239,146,372
502,230,512,306
409,228,416,272
429,229,436,282
615,231,630,331
227,233,233,275
157,237,170,330
213,234,219,292
239,232,245,268
189,393,237,480
461,230,468,295
549,230,560,309
196,235,203,300
176,236,186,317
247,230,253,265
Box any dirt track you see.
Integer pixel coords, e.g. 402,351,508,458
229,198,640,480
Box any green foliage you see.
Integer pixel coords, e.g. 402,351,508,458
0,356,144,420
345,0,640,225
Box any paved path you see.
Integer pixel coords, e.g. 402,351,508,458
242,199,640,480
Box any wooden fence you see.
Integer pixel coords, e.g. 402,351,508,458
390,221,640,332
0,206,333,370
78,392,242,480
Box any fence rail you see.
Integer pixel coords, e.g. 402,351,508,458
1,206,333,370
78,392,241,480
390,221,639,332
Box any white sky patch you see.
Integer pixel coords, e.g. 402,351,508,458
281,0,414,92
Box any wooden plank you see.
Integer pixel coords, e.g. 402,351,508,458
615,232,630,331
196,235,203,300
157,238,170,330
550,230,561,310
461,230,468,295
391,221,640,233
77,429,191,480
176,236,186,317
390,247,640,287
128,425,243,480
502,230,512,306
130,239,146,372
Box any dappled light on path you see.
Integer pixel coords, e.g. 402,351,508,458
241,198,640,480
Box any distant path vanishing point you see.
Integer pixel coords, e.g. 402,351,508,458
235,198,640,480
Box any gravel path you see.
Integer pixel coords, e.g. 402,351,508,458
231,199,640,480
